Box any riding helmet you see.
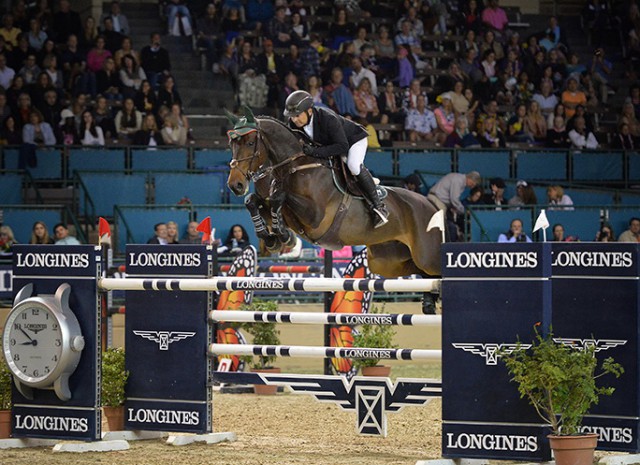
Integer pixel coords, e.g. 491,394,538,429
283,90,313,118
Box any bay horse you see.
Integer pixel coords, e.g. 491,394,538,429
225,107,444,280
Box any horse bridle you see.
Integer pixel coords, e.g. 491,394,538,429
229,126,315,183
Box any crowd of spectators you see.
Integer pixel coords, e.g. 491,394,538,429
0,0,194,157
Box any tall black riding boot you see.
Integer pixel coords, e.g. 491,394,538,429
356,166,389,229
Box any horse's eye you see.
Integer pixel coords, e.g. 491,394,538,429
247,141,254,146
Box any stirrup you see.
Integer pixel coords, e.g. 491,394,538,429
372,207,389,229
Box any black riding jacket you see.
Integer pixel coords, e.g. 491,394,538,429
288,106,368,159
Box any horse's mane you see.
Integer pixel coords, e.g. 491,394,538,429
258,115,308,142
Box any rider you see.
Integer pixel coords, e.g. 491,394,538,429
283,90,389,228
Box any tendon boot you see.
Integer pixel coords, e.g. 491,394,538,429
356,166,389,228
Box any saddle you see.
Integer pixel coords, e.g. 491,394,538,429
331,157,388,201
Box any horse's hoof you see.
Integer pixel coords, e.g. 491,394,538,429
422,296,437,315
264,235,280,251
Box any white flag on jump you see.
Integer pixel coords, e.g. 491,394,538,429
533,209,550,233
426,209,446,243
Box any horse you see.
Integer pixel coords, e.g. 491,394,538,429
225,107,444,282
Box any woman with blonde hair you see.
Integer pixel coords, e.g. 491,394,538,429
524,100,547,142
0,225,17,254
30,220,54,244
353,78,384,123
547,185,574,210
619,101,640,138
166,221,179,244
161,114,187,146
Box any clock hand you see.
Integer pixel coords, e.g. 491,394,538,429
20,340,37,346
19,327,34,342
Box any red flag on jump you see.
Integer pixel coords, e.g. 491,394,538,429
98,217,111,246
197,216,212,244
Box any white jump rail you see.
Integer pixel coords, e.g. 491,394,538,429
209,343,442,361
209,310,442,326
99,277,441,293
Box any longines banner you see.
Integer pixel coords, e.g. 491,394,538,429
124,245,213,434
551,243,640,452
10,245,101,441
441,243,553,461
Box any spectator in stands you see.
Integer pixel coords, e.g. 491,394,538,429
566,104,595,133
134,79,156,114
53,0,82,44
0,225,17,255
394,47,414,89
552,223,578,242
444,116,481,148
582,0,610,48
22,109,55,147
434,92,456,144
140,33,171,90
79,109,104,145
394,19,421,56
179,221,203,244
618,217,640,243
166,0,193,36
477,115,506,148
59,108,79,144
217,224,250,256
133,112,163,147
353,78,382,123
595,222,616,242
0,53,15,91
480,30,504,62
405,94,438,142
42,54,63,92
403,173,423,194
196,4,222,70
428,171,482,242
462,0,483,33
460,48,482,84
298,34,322,82
114,97,142,141
372,26,394,76
100,1,130,36
524,100,547,143
481,0,509,35
0,115,21,144
31,0,54,35
79,15,98,52
93,95,115,140
147,222,168,244
352,25,370,53
30,220,54,244
0,14,21,49
568,115,598,149
114,36,139,70
161,113,187,145
545,115,569,148
612,122,637,149
27,18,47,52
289,12,308,46
0,93,9,122
507,103,534,143
18,54,41,86
532,81,558,118
378,79,403,124
561,77,587,120
53,223,81,245
579,71,599,110
101,17,125,54
266,5,290,47
282,44,303,79
462,186,484,208
323,67,357,116
328,7,355,51
166,221,180,244
237,40,257,74
119,54,146,99
60,34,88,96
508,179,537,207
350,56,377,96
86,35,111,79
256,39,285,108
157,74,181,109
170,102,191,141
482,177,506,208
221,7,243,44
96,56,122,102
619,101,640,139
497,218,532,243
12,90,32,128
547,185,574,210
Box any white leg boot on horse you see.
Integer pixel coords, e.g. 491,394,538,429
356,165,389,229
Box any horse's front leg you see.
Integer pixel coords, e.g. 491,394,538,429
270,187,295,247
244,193,280,251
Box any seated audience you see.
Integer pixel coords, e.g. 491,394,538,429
497,218,532,243
30,220,54,244
54,222,81,244
618,217,640,243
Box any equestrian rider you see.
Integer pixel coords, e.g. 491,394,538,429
283,90,389,228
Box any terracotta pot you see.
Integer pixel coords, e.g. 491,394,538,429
103,406,125,432
0,409,11,438
548,433,598,465
251,367,281,395
361,365,391,377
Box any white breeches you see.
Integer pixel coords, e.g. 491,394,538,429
346,137,368,175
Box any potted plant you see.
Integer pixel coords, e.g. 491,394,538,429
240,300,281,395
501,325,623,465
101,347,129,431
352,306,397,377
0,357,12,438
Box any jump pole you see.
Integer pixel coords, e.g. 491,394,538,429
99,277,441,293
210,310,441,326
209,343,442,361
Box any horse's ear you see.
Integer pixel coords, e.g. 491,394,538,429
223,108,239,125
242,105,256,123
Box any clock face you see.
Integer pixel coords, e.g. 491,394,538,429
3,302,64,384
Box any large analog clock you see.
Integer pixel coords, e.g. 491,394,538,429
2,283,85,401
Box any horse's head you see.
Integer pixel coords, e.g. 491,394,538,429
225,106,266,196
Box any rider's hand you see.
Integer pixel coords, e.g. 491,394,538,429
302,144,314,156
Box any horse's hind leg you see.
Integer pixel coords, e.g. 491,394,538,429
368,242,422,278
245,193,280,251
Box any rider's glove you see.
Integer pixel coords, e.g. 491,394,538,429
302,144,315,156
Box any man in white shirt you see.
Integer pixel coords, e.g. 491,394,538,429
0,54,15,90
349,56,377,96
568,116,598,149
54,223,81,245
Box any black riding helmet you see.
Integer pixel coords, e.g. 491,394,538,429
283,90,313,118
